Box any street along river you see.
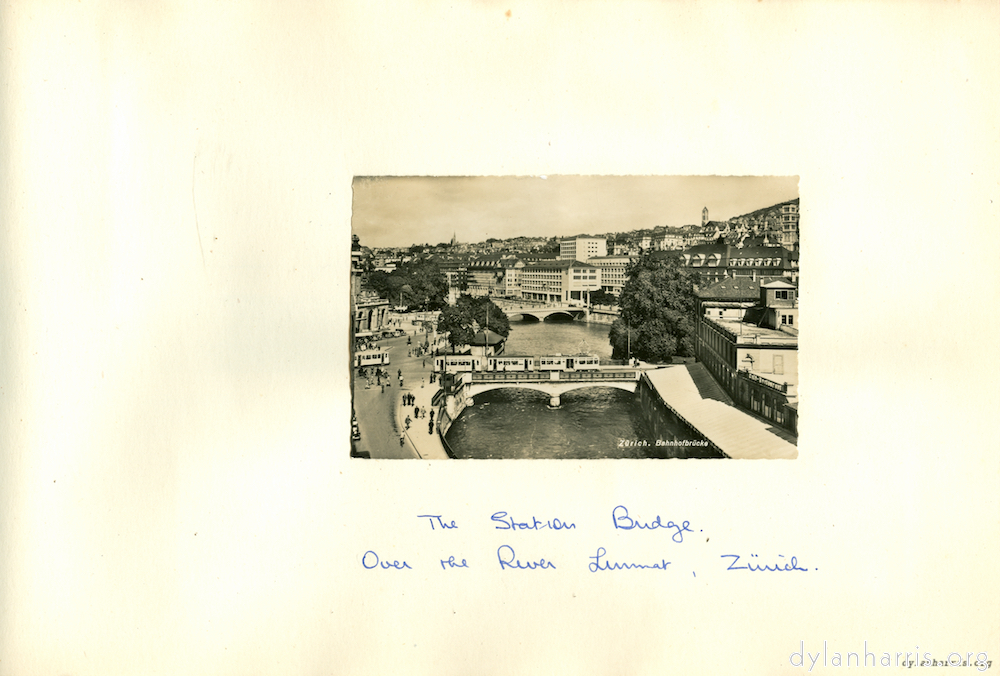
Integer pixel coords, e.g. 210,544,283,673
443,317,705,459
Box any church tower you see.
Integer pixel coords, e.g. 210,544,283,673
450,232,458,246
702,207,709,227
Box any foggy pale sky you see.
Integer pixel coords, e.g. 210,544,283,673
351,175,799,248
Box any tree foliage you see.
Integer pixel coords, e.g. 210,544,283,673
589,289,618,307
436,295,511,352
364,257,448,310
608,252,698,362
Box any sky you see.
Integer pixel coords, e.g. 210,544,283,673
351,175,799,248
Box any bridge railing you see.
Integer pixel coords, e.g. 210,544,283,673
561,370,637,381
470,370,637,382
470,372,549,382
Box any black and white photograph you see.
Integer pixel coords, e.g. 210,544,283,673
351,176,799,459
5,2,997,674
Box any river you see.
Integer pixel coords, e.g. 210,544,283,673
444,317,705,459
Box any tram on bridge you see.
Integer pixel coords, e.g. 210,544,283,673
434,353,602,374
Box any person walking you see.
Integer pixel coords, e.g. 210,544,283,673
429,409,435,424
428,420,433,435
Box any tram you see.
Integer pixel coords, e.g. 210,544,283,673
354,350,390,368
434,355,481,373
435,353,601,374
537,354,601,371
486,356,533,372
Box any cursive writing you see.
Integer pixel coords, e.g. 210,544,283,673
588,547,671,572
611,505,693,542
496,545,556,570
721,554,808,572
491,511,576,531
440,555,468,570
362,551,411,570
418,514,458,530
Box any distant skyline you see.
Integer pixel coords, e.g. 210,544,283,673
351,175,798,249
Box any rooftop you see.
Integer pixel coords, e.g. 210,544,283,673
644,364,797,459
708,317,799,346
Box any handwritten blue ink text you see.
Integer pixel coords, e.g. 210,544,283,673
440,556,468,570
418,514,458,530
721,554,808,572
497,545,556,570
362,551,412,570
588,547,671,572
611,505,693,542
491,511,576,531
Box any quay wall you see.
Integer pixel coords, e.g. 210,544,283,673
434,388,467,459
634,373,726,458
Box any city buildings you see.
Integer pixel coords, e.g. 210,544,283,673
678,237,798,285
519,259,601,304
559,235,607,262
694,277,799,433
465,254,524,298
589,254,634,296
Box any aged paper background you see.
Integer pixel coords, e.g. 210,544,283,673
2,2,998,674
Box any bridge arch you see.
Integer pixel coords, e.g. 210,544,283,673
466,381,637,398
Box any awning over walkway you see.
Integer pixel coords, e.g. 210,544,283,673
643,365,798,459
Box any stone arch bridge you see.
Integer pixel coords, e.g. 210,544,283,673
454,370,638,408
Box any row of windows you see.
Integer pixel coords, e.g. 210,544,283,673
731,257,784,267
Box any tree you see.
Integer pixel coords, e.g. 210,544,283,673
362,256,448,310
608,252,698,363
589,289,618,307
436,295,510,352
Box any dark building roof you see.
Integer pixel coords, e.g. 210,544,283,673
696,277,763,301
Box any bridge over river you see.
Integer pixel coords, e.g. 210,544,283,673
463,369,639,407
493,300,591,322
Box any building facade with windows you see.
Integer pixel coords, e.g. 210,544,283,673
588,255,634,296
679,238,798,285
519,260,601,304
779,200,800,250
559,236,607,262
695,277,799,434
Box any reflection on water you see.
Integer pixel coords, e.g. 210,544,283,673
501,317,613,359
445,387,657,459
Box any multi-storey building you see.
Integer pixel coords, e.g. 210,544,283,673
519,260,601,305
779,199,800,250
465,255,524,298
559,235,607,262
695,278,798,434
678,237,798,285
588,255,634,296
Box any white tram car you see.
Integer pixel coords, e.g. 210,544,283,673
434,355,482,373
354,350,390,368
486,356,532,372
435,353,601,374
537,354,601,371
